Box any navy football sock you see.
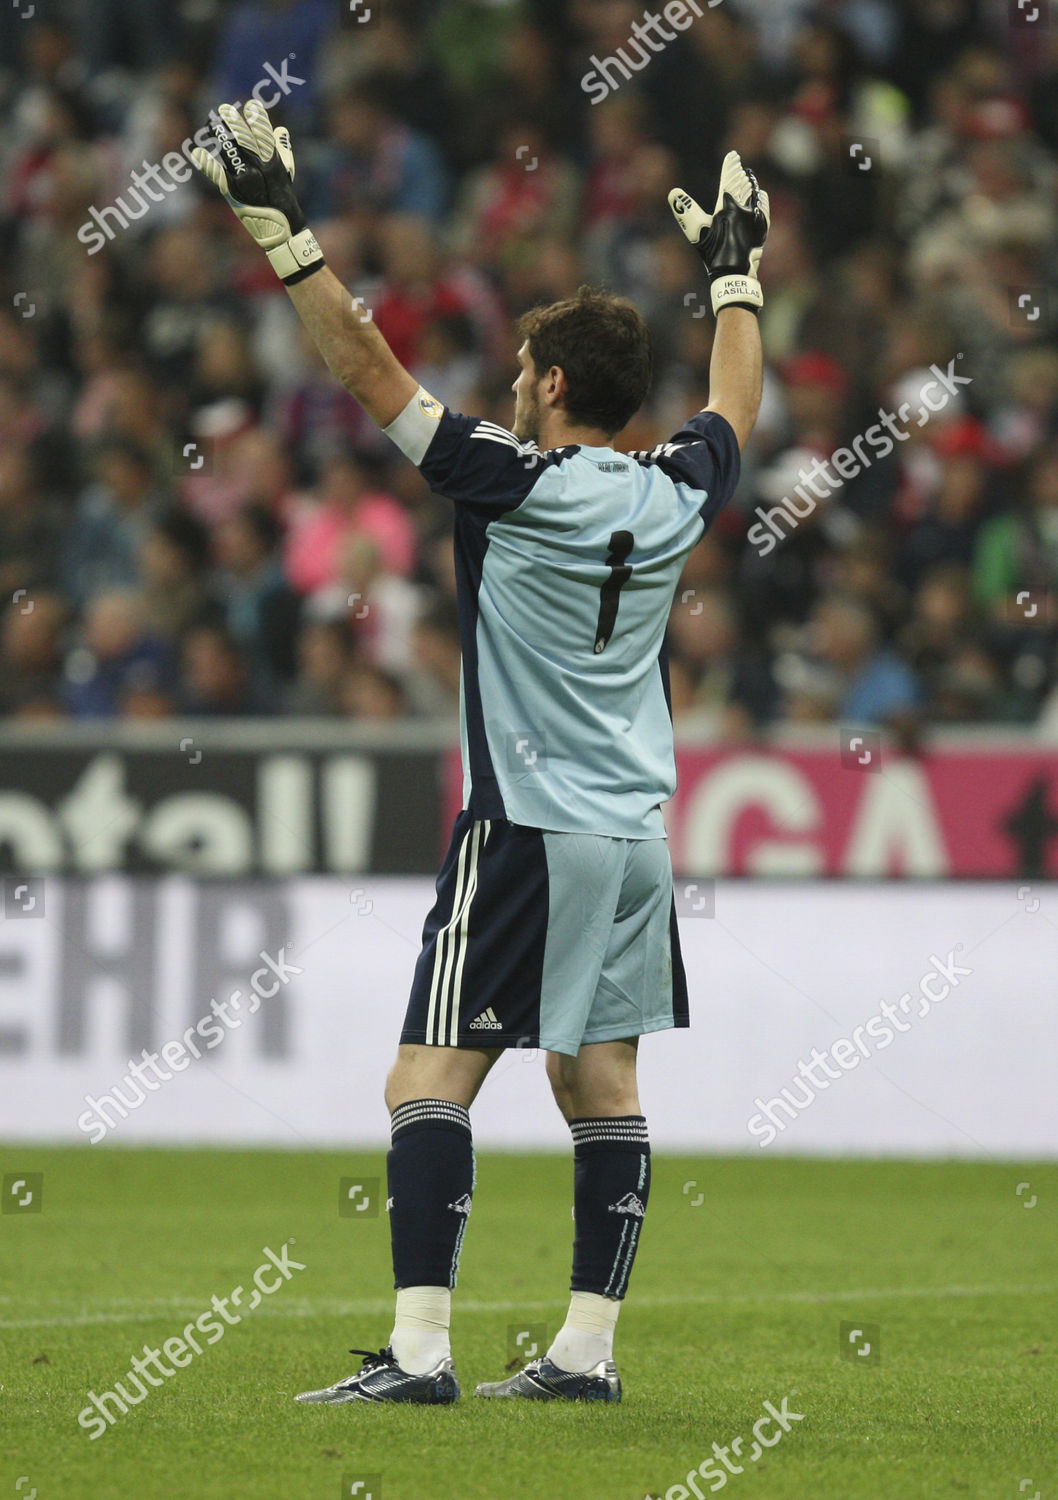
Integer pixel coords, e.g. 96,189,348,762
387,1099,475,1290
568,1116,651,1299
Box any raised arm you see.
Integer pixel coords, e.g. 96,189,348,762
702,307,762,452
193,101,416,428
668,153,769,451
284,266,417,428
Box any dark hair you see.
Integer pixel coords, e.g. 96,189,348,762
418,595,461,640
96,435,155,476
516,285,652,436
345,73,396,116
237,502,282,554
152,505,211,572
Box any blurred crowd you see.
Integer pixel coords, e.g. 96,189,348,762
2,0,1058,736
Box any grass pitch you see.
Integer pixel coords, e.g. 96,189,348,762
2,1148,1055,1500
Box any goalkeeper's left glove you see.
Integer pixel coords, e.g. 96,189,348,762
192,100,325,285
669,151,770,316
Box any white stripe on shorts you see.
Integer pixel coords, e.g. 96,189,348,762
427,820,489,1045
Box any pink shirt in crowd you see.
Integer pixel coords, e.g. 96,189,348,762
283,491,417,594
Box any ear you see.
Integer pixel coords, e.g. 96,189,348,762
543,364,567,408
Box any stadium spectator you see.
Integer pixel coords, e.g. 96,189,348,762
272,320,380,471
60,437,167,607
178,621,263,716
282,618,354,716
667,587,776,734
215,504,302,691
284,448,415,594
974,443,1058,616
70,0,180,75
89,367,173,467
408,313,484,417
213,0,333,131
63,587,175,718
138,505,214,643
806,592,923,727
450,119,581,270
318,4,453,150
139,225,225,391
372,213,506,373
338,661,409,721
447,16,582,171
896,418,996,590
0,590,68,719
406,597,462,719
0,443,64,601
311,78,449,224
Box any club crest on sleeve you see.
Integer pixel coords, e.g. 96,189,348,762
418,392,444,420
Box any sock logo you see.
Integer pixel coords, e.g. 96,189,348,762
447,1193,473,1216
608,1192,646,1217
469,1008,502,1030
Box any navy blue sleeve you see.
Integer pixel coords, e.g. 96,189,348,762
419,411,557,519
627,411,741,527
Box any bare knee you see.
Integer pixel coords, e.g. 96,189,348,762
385,1046,444,1112
546,1039,640,1121
384,1053,413,1113
546,1052,576,1121
384,1043,497,1113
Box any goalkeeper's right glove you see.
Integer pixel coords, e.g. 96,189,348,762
669,151,770,316
192,99,324,285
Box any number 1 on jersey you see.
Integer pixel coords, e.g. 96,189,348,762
594,530,634,653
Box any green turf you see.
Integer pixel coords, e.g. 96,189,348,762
2,1148,1055,1500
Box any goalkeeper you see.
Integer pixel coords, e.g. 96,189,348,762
194,101,767,1406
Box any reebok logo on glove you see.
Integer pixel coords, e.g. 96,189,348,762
215,131,245,175
192,100,325,287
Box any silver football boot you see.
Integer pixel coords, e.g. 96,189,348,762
474,1354,621,1402
295,1346,459,1404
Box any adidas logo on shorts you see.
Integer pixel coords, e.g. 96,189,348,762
469,1008,503,1030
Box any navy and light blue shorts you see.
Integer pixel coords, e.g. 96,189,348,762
401,810,689,1057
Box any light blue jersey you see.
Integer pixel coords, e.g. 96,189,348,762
385,389,740,839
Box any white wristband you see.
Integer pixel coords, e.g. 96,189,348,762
710,274,763,315
266,227,324,283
